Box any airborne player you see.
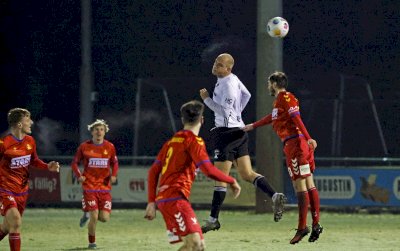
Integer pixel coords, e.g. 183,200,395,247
243,71,323,244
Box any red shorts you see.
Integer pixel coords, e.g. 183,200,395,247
82,191,112,212
283,137,315,181
157,199,203,244
0,192,28,216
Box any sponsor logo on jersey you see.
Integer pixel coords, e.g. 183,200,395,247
10,154,31,169
272,108,278,120
88,158,109,168
288,106,299,114
26,143,32,150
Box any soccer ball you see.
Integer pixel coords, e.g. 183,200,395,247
267,17,289,38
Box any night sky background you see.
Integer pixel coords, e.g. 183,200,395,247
1,0,399,158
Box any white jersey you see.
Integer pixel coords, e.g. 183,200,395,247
204,73,251,128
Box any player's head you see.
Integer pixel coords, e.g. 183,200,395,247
88,119,109,141
180,100,204,126
7,108,33,134
212,53,234,78
268,71,288,96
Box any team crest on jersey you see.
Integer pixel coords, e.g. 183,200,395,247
0,139,3,144
103,149,108,155
196,137,204,145
26,144,32,150
284,94,291,102
214,149,220,159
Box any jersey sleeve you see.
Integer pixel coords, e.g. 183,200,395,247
110,145,119,176
188,137,235,184
252,114,272,128
239,81,251,112
0,139,4,158
204,82,236,117
281,93,312,140
71,145,83,178
30,139,48,169
147,142,168,203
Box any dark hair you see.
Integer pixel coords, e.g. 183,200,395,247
180,100,204,125
7,108,30,127
268,71,288,89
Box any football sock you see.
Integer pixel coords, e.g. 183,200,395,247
308,187,321,225
210,186,227,219
0,229,8,241
297,191,309,230
9,233,20,251
89,234,95,244
253,176,276,198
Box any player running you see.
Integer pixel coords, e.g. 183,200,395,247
71,119,119,249
145,100,241,251
243,71,323,244
0,108,60,251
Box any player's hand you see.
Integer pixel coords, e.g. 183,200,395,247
199,88,210,100
144,202,156,220
48,161,60,172
78,176,86,183
242,124,254,132
229,179,241,199
111,176,117,184
308,139,317,150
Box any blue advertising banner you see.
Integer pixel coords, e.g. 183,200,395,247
284,167,400,206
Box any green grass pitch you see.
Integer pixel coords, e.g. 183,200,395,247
0,208,398,251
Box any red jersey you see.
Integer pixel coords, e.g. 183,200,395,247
147,130,234,203
0,134,48,194
253,91,311,142
71,140,118,191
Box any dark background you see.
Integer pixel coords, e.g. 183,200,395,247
1,0,399,157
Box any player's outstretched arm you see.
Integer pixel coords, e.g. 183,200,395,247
242,123,254,132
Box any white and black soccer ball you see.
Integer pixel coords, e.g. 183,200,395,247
267,17,289,38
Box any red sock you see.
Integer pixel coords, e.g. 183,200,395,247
89,234,95,244
0,229,8,241
9,233,21,251
297,191,309,230
308,187,320,226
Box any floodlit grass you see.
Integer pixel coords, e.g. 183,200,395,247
0,208,398,251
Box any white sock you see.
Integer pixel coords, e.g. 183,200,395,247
208,216,217,223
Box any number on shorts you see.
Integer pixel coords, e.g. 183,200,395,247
161,147,173,174
104,201,112,210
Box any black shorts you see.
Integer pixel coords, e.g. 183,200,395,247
208,127,249,162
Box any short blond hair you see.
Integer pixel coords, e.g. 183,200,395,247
88,119,110,132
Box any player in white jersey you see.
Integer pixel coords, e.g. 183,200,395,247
199,53,286,233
